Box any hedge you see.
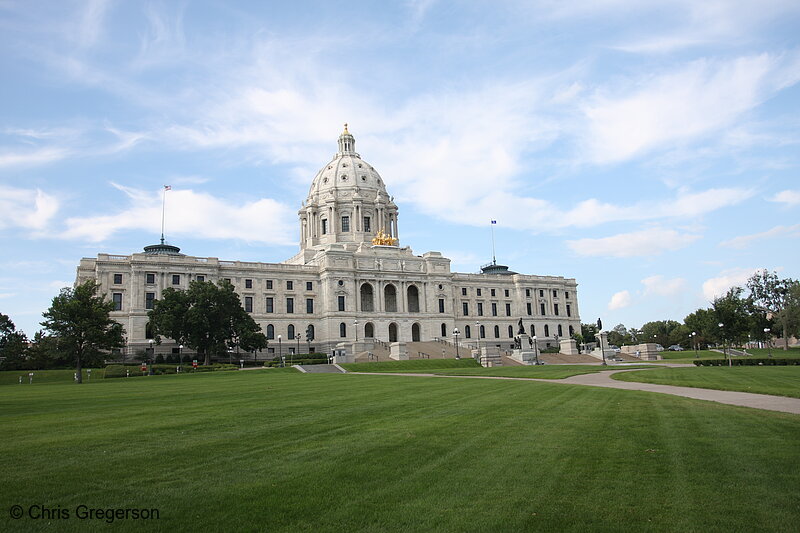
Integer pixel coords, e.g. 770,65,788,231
693,358,800,366
104,363,239,378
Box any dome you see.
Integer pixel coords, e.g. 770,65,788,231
307,125,390,203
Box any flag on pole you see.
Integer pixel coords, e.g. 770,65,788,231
491,220,496,224
164,185,171,190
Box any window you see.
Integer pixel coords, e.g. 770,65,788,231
465,325,471,338
145,322,153,339
462,302,469,316
113,273,123,284
361,284,374,312
554,304,559,316
196,275,205,282
491,289,496,297
565,291,570,299
288,324,295,339
504,303,510,316
266,324,274,340
558,324,563,337
306,325,315,341
321,219,328,234
441,323,447,337
266,297,274,313
539,289,544,297
146,273,155,284
245,297,253,313
540,303,546,315
340,322,347,338
494,325,500,338
491,303,497,317
477,302,484,316
172,274,180,285
438,298,445,313
145,292,155,310
306,281,313,291
224,278,231,284
569,325,574,336
407,286,420,312
306,298,314,313
266,280,273,290
338,295,345,312
526,303,532,316
566,304,571,317
384,284,397,312
286,297,294,314
341,215,350,232
477,288,482,296
504,289,509,297
553,290,558,298
508,325,513,338
530,324,536,337
363,216,371,232
286,281,293,290
479,325,486,338
525,288,530,297
245,279,252,289
112,293,122,311
461,287,467,296
544,324,550,337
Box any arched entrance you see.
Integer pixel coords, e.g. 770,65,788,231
384,284,397,312
360,283,374,312
389,322,399,342
407,285,420,312
365,322,374,338
412,323,421,342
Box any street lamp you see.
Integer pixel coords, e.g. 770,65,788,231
718,322,730,367
294,334,300,365
691,332,697,358
764,327,772,358
453,327,461,359
476,321,481,353
533,335,540,365
179,344,183,371
148,339,155,375
278,335,283,367
354,319,359,343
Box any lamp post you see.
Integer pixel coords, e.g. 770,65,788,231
122,335,127,365
179,344,183,371
453,327,461,359
148,339,155,375
691,332,697,358
599,331,607,366
718,322,730,367
764,328,772,358
278,335,283,367
476,321,481,353
294,334,300,365
354,319,359,343
533,335,539,365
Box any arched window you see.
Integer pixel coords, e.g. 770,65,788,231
480,325,486,338
360,283,374,312
530,324,536,337
569,325,574,337
544,324,550,337
407,285,420,313
145,322,153,339
266,324,275,340
412,323,421,342
288,324,295,339
339,322,347,338
494,325,500,338
306,324,315,341
389,323,398,342
508,325,514,338
441,323,447,337
558,324,563,337
384,284,397,312
365,322,374,338
465,325,471,339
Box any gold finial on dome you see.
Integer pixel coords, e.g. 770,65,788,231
371,229,397,246
343,123,349,134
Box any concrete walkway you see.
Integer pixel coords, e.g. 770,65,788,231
351,368,800,415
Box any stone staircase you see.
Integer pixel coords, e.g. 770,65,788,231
297,364,346,373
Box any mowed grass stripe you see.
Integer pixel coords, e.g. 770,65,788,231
2,370,799,532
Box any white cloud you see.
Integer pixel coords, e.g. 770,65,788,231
0,147,70,167
566,227,701,258
641,275,687,296
62,184,296,245
0,186,60,231
769,190,800,207
702,267,761,301
608,290,632,310
720,224,800,249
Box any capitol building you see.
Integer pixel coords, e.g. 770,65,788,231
77,126,581,359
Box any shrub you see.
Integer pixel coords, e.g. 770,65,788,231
155,354,165,364
693,358,800,367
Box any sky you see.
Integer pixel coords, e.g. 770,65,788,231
1,0,799,337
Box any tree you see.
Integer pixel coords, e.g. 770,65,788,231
0,313,29,370
747,270,800,350
148,280,267,366
607,323,631,346
712,287,752,347
640,320,682,348
684,308,717,349
41,281,125,383
581,323,598,343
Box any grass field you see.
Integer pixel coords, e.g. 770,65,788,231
612,366,800,398
0,368,105,386
341,358,481,372
2,370,799,532
653,347,800,364
428,364,658,379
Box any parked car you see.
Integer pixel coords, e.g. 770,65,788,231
655,344,665,351
668,345,685,351
609,345,621,353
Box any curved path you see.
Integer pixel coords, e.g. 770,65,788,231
352,369,800,415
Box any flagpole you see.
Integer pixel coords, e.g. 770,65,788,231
161,186,169,244
490,220,496,265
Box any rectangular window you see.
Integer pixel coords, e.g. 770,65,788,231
306,281,313,291
266,297,274,313
113,273,123,284
477,302,484,316
287,281,293,290
338,295,345,312
363,216,371,232
565,291,570,299
504,289,509,297
553,290,558,298
554,303,559,316
539,289,544,297
477,288,482,296
266,280,273,290
224,278,231,284
245,279,252,289
462,302,469,316
505,303,511,316
245,297,253,313
461,287,467,296
491,303,497,316
112,293,122,311
566,304,571,317
146,273,155,284
526,302,532,316
321,219,328,234
438,298,445,313
525,288,530,297
306,298,314,314
491,289,496,297
172,274,180,285
145,292,155,310
341,216,350,232
540,303,546,315
286,297,294,314
196,275,205,282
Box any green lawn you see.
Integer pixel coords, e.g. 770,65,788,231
341,358,481,372
612,366,800,398
429,364,658,379
0,368,105,386
2,370,799,532
654,347,800,364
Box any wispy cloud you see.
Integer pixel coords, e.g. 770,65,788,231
769,189,800,207
0,186,60,231
566,227,701,258
720,224,800,249
641,275,687,296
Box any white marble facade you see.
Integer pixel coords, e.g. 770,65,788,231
76,127,581,357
